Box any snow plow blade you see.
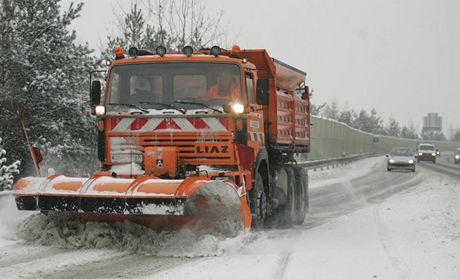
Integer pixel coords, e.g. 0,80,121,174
15,174,251,236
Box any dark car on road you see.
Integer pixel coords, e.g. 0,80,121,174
386,147,416,172
416,144,436,163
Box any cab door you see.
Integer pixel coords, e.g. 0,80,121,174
245,71,265,152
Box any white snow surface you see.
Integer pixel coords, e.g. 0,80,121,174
146,168,460,279
109,162,144,176
308,156,383,189
0,156,459,278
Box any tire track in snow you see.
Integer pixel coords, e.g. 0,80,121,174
373,205,409,279
305,161,423,230
0,248,127,279
271,253,292,279
0,243,68,268
35,254,197,279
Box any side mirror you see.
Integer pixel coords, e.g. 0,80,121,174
90,80,101,114
256,79,269,105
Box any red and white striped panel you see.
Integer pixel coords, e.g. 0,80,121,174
248,132,265,143
111,117,227,132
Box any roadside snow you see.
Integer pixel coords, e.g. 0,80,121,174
1,157,459,278
147,167,460,279
0,193,32,248
309,156,384,189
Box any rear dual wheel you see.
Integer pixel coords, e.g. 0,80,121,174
273,166,308,227
293,167,308,225
249,171,268,229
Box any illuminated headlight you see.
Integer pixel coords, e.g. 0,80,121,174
431,153,436,156
408,160,414,164
418,152,423,156
95,105,105,116
389,159,395,164
455,155,459,159
232,103,245,114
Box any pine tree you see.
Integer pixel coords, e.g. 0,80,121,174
386,117,401,137
0,0,96,176
0,138,20,191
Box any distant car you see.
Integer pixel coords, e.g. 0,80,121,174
454,148,460,164
386,147,416,172
416,143,436,163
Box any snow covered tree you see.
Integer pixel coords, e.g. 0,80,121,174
0,0,97,176
0,138,20,191
400,122,419,139
101,0,227,61
322,100,340,120
337,109,356,126
310,102,326,116
449,127,460,142
352,109,384,134
386,116,401,137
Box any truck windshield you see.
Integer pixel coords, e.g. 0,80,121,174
106,62,242,110
419,145,435,151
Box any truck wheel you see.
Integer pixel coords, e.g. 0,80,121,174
282,167,297,226
293,167,308,225
249,171,267,228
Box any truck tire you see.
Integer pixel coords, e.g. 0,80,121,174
249,170,267,228
269,166,296,227
282,167,297,226
293,167,308,225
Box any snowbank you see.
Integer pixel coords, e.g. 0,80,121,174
0,194,32,248
309,156,384,189
18,212,245,257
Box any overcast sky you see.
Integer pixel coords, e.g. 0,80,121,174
63,0,460,134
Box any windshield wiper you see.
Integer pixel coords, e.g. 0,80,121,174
173,100,222,113
107,103,149,113
138,101,185,114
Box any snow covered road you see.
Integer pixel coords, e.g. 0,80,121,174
1,156,459,279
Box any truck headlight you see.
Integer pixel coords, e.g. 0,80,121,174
455,155,459,159
431,153,436,156
418,152,422,156
408,160,414,164
95,105,106,116
389,159,395,164
232,103,245,114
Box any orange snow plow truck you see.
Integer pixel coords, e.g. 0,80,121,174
15,45,311,236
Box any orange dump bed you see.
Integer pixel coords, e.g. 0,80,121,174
242,49,310,151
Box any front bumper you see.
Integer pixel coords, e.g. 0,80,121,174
387,162,415,170
417,153,436,161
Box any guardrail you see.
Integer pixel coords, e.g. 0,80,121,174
296,153,372,170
